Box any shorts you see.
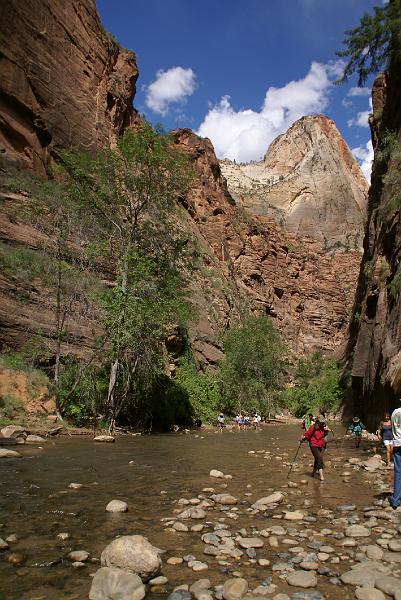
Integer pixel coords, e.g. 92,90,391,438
383,439,393,447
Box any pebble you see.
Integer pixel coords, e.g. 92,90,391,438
346,525,371,537
210,470,224,478
0,538,9,550
6,552,27,565
68,550,89,562
173,522,189,532
286,571,317,588
150,576,168,585
223,578,248,600
105,500,128,513
68,483,83,489
167,557,183,565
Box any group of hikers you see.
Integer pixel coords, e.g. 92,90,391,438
300,399,401,510
217,412,262,431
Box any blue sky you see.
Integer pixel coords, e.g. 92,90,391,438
97,0,378,178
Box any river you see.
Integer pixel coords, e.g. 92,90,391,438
0,425,397,599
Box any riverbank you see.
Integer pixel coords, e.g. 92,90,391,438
1,425,400,599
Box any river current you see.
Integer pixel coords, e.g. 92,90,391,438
0,425,394,600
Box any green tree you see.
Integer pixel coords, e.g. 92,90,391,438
336,0,401,85
219,315,287,416
61,122,193,431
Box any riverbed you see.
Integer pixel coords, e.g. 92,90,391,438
0,425,398,600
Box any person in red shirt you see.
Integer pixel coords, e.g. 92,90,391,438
301,415,329,482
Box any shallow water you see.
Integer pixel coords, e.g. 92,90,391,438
0,425,393,599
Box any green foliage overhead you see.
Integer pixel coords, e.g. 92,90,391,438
283,353,343,417
336,0,401,85
219,315,287,415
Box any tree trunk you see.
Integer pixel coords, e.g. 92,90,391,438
54,257,64,421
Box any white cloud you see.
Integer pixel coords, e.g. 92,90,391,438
352,140,373,181
348,86,371,97
197,60,342,162
145,67,196,116
348,110,370,127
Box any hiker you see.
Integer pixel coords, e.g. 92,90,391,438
235,413,242,431
390,400,401,510
348,416,366,448
242,414,250,430
217,413,225,432
253,412,261,430
302,413,314,431
301,414,329,482
378,413,393,466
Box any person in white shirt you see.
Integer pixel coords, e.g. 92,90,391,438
390,400,401,509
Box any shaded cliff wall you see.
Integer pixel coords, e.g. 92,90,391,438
0,0,138,174
346,49,401,428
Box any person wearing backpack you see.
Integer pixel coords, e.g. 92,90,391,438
348,416,366,448
300,415,329,482
390,399,401,510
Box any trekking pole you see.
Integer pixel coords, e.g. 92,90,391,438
287,441,302,479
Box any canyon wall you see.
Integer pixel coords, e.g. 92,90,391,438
0,0,369,372
0,0,138,174
221,115,368,252
346,51,401,428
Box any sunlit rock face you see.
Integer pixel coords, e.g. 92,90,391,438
220,115,368,252
0,0,138,174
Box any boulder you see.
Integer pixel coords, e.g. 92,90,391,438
210,469,224,478
101,535,161,581
252,492,284,509
0,448,21,458
0,426,26,439
25,434,47,443
286,571,317,588
106,500,128,513
375,575,401,597
89,566,145,600
94,435,115,443
223,578,248,600
355,588,386,600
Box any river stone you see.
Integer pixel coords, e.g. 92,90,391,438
89,566,145,600
101,535,161,581
210,470,224,478
0,425,26,438
388,539,401,552
252,492,284,509
178,507,206,520
286,571,317,588
382,551,401,563
346,525,371,537
94,435,115,443
375,575,401,597
106,500,128,513
362,456,385,470
300,562,319,571
150,576,168,585
0,538,9,550
237,537,264,549
25,434,47,443
69,483,83,489
0,448,21,458
341,569,378,587
366,545,384,560
68,550,89,562
6,552,27,565
355,589,386,600
284,511,305,521
212,494,238,505
190,579,211,594
223,578,248,600
173,522,189,532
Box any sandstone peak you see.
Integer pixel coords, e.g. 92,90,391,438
220,114,368,252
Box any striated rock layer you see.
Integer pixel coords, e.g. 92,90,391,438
220,115,368,252
175,129,363,362
0,0,138,174
346,49,401,427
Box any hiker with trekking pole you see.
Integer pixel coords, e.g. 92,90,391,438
300,414,330,482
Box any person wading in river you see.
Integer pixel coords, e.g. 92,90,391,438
390,399,401,510
301,415,328,482
348,416,366,448
378,413,394,466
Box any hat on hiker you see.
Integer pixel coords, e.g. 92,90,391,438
353,416,360,423
316,414,325,424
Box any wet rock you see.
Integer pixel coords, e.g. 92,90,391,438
340,565,385,587
246,548,256,559
178,507,206,520
365,545,384,560
272,595,290,600
374,575,401,597
300,562,319,571
68,483,83,489
388,539,401,552
190,560,209,572
89,566,145,600
26,434,47,443
284,511,305,521
150,576,168,585
190,579,211,595
173,522,189,532
167,557,183,565
272,562,294,573
68,550,89,562
101,535,161,581
106,500,128,513
223,578,248,600
6,552,27,565
252,492,284,509
191,524,205,533
0,448,21,458
337,504,356,512
72,560,86,568
286,572,317,588
382,551,401,563
212,494,238,505
345,525,370,537
0,425,26,439
0,538,9,550
258,559,270,567
93,435,115,443
168,592,192,600
238,537,264,549
5,534,17,542
210,470,224,478
355,589,385,600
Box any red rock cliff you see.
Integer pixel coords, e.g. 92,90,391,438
0,0,138,174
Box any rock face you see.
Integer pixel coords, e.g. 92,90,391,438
175,129,365,356
346,48,401,427
220,115,368,251
0,0,138,174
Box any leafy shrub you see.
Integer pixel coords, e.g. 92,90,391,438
173,355,221,423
